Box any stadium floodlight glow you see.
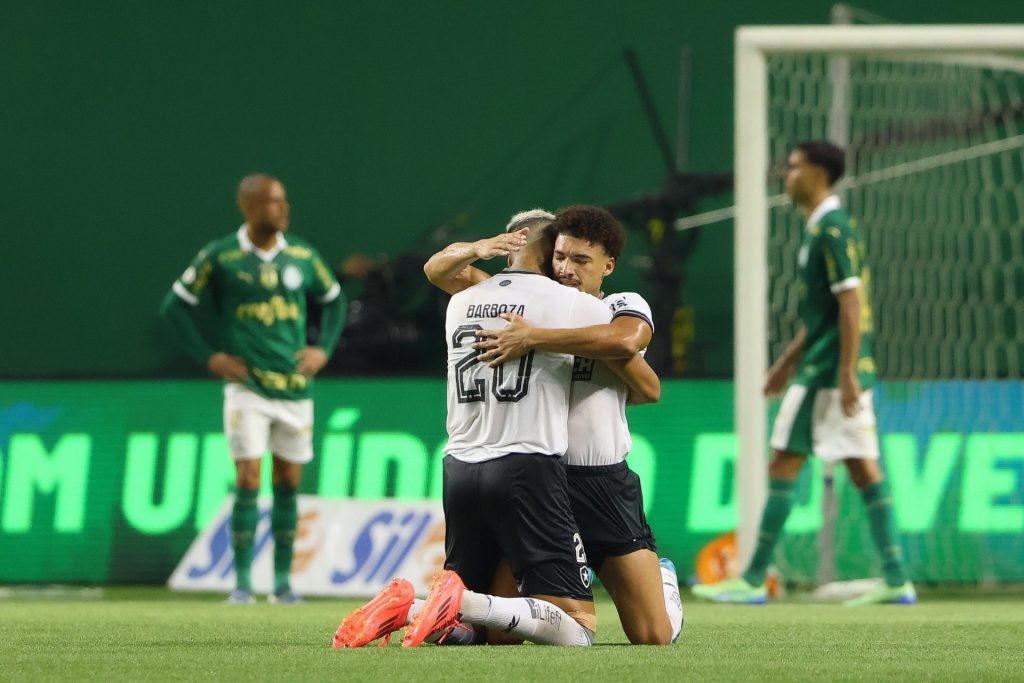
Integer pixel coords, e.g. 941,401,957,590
733,24,1024,569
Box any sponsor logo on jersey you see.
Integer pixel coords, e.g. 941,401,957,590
252,368,308,392
282,264,304,290
572,357,595,382
235,295,300,326
499,280,511,287
608,297,629,312
466,303,526,319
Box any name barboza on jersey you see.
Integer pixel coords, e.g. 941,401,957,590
466,303,526,318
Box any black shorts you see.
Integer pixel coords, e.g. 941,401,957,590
442,453,592,601
565,461,657,572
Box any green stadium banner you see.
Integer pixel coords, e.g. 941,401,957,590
0,380,1021,584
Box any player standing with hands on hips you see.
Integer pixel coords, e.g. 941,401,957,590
693,141,916,606
160,174,346,604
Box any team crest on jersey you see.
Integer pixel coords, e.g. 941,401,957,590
282,264,304,290
259,263,279,290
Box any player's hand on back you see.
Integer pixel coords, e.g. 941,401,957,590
294,346,329,377
207,352,249,382
474,312,535,367
473,228,529,260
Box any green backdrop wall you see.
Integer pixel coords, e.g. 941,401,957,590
4,1,1023,378
1,379,1021,584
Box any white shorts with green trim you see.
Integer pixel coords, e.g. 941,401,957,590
223,383,314,464
769,385,879,462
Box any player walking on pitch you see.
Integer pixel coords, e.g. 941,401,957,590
160,174,346,604
692,141,916,606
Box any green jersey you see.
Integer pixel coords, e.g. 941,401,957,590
172,225,342,400
793,196,876,390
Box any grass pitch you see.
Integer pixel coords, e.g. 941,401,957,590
2,587,1022,681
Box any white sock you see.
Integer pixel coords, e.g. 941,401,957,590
459,591,593,646
661,562,684,642
405,598,425,625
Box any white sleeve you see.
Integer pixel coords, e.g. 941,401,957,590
567,291,613,327
604,292,654,333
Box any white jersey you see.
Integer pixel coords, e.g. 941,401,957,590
444,269,611,463
564,292,655,466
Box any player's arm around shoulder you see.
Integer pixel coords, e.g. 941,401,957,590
472,291,647,365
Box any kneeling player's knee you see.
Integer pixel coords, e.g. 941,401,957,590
625,620,672,646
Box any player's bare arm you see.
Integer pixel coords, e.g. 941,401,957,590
763,326,806,396
206,351,249,382
836,288,862,416
423,228,529,295
474,313,651,366
603,354,661,405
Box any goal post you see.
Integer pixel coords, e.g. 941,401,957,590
733,25,1024,573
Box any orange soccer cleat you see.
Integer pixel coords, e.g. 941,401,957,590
332,578,415,648
401,570,465,648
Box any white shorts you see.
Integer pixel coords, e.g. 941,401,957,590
769,385,879,462
223,383,314,464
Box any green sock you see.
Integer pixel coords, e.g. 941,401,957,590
861,480,908,587
231,487,259,593
271,484,298,594
742,478,797,587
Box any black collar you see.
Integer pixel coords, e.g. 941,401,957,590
499,269,545,276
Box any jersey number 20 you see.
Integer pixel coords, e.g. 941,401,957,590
452,324,535,404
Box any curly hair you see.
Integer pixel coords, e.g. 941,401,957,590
550,204,625,258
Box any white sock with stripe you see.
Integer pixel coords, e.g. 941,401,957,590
459,591,593,646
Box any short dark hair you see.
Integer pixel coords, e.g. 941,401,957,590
551,204,625,258
795,140,846,185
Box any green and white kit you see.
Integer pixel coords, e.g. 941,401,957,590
770,196,879,460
